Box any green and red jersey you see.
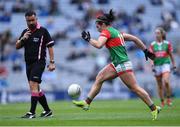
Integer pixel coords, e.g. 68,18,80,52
149,40,173,66
100,27,129,66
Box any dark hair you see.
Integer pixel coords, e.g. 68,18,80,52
156,27,166,40
25,10,36,17
96,9,115,25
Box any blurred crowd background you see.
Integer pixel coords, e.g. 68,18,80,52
0,0,180,103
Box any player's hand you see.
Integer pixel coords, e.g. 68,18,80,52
81,31,91,42
47,63,56,72
172,65,177,74
21,31,31,41
143,49,155,61
152,65,156,73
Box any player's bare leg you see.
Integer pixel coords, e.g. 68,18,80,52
119,71,161,120
162,72,172,106
73,64,117,109
87,64,117,101
155,75,165,107
119,71,155,108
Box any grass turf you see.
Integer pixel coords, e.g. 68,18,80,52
0,99,180,126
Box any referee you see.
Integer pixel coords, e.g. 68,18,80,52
16,10,55,118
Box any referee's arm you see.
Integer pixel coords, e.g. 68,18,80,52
16,40,23,49
48,47,54,63
16,37,26,49
45,28,55,71
47,46,55,71
16,30,31,49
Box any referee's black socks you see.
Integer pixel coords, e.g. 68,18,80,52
38,91,50,111
30,92,39,114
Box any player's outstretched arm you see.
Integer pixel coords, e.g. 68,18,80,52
89,36,107,49
123,33,155,60
81,31,107,49
123,33,146,51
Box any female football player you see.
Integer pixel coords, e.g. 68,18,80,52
73,9,160,120
149,27,176,107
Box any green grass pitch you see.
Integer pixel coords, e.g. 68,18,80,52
0,99,180,126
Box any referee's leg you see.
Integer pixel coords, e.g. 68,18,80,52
21,80,39,118
30,61,52,117
29,81,40,115
22,61,52,118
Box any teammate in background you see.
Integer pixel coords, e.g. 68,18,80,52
149,27,176,107
73,9,161,120
16,10,55,118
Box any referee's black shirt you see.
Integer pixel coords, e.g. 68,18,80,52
19,25,54,64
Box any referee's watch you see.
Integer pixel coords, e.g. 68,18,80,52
50,60,55,64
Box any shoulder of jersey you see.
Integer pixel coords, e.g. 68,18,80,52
151,41,156,45
163,40,170,44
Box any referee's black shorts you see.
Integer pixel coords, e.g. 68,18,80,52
26,60,45,83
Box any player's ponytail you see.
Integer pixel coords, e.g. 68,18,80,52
96,9,115,25
105,9,115,23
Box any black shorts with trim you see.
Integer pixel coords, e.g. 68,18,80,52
26,60,45,83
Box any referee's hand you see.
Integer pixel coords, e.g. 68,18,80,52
22,31,31,40
47,63,56,71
